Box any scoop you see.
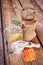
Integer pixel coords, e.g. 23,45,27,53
11,40,40,55
19,42,40,48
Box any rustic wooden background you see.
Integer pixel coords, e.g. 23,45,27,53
0,0,43,65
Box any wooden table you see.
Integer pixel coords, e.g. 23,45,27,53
0,3,5,65
1,0,43,65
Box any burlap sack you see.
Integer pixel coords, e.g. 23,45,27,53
22,23,36,41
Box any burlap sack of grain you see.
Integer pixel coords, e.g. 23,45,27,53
22,23,36,41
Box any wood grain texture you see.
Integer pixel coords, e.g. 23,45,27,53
30,0,43,46
0,10,4,65
1,0,43,65
19,0,34,8
35,0,43,10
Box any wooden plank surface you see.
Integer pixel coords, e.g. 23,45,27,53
19,1,43,65
35,0,43,10
1,0,14,65
18,0,34,8
1,0,43,65
0,7,4,65
30,0,43,46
